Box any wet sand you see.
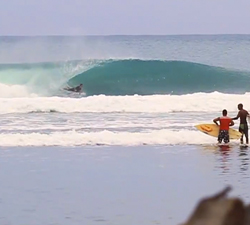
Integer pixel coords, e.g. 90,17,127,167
0,145,249,225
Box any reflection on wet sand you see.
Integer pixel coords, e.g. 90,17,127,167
200,144,249,174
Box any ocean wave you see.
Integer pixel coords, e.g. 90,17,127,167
0,59,250,97
69,59,250,96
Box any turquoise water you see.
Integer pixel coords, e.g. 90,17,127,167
1,59,250,96
68,59,250,95
1,35,250,96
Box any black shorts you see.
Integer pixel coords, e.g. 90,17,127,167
218,130,229,143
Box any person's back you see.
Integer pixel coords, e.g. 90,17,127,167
219,116,232,130
213,109,234,144
238,109,248,124
64,84,83,93
74,84,83,93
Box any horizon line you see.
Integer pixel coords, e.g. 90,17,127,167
1,33,250,37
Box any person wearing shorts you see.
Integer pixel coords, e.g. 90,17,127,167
213,109,234,144
232,103,249,144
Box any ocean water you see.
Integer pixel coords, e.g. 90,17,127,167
1,35,250,146
1,35,250,225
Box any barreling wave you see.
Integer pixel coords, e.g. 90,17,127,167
69,60,250,95
1,59,250,97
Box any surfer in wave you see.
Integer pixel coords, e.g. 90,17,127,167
213,109,234,144
63,84,83,94
232,103,249,145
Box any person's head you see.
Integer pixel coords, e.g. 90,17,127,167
79,84,83,87
238,103,243,110
222,109,227,116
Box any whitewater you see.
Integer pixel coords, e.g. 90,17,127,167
1,35,250,146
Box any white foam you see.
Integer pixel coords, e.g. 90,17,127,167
0,92,249,114
0,83,37,98
0,129,223,146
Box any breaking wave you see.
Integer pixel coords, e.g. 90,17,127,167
0,59,250,97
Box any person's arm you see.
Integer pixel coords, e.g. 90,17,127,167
229,119,234,126
247,111,250,118
213,117,220,126
232,112,240,120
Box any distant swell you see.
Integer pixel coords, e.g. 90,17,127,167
1,59,250,97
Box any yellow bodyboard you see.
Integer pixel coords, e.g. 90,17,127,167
195,123,242,140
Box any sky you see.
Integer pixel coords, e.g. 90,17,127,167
1,0,250,35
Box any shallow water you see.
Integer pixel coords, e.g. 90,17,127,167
0,145,249,225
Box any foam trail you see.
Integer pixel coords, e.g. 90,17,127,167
0,129,231,146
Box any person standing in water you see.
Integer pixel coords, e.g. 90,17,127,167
213,109,234,144
232,103,250,144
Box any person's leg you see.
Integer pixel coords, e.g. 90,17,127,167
218,131,223,143
224,131,229,144
239,125,244,144
244,125,249,144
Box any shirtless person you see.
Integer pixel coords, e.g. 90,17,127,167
232,103,250,144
